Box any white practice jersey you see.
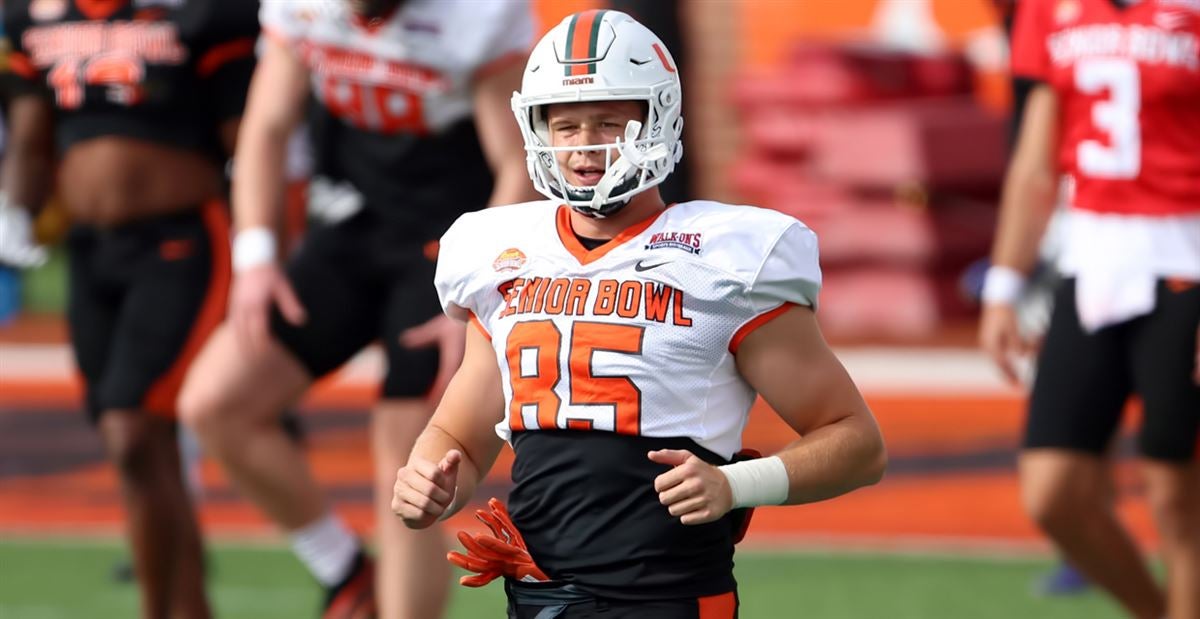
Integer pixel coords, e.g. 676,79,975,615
260,0,532,134
436,200,821,459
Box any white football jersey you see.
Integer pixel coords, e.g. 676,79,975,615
436,200,821,459
260,0,532,133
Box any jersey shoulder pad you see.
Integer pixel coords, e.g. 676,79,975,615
435,200,558,319
429,0,534,71
663,201,821,310
259,0,328,42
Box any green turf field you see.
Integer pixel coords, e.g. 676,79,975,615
0,538,1127,618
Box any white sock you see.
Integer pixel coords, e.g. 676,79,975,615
289,513,359,586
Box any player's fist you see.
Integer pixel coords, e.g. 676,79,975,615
392,450,461,529
229,263,306,356
0,199,48,269
648,449,733,525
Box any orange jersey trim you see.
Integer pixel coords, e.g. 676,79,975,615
142,202,231,417
554,205,667,266
1166,278,1198,294
197,38,255,78
468,311,492,341
7,52,36,79
698,591,737,618
729,303,796,355
76,0,128,20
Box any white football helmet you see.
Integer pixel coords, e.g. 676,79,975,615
511,10,683,218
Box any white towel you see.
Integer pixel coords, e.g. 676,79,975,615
1075,265,1157,333
1059,210,1162,332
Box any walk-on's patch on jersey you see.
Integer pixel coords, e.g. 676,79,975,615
260,0,532,135
436,200,821,459
436,200,820,599
1011,0,1200,216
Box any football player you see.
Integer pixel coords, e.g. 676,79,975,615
177,1,537,617
980,0,1200,617
392,10,887,618
1,0,259,617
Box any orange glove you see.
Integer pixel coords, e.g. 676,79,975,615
446,498,549,587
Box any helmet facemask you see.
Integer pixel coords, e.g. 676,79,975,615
519,96,680,218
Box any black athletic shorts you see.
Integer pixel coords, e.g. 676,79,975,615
1024,278,1200,461
270,208,443,398
67,203,230,422
505,581,738,619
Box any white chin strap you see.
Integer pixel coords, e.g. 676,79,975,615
588,120,671,212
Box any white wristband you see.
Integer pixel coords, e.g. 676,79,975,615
232,227,277,272
718,455,789,509
981,265,1027,305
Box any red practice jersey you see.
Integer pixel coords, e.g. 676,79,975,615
1011,0,1200,216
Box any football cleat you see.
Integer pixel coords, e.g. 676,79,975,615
321,552,377,619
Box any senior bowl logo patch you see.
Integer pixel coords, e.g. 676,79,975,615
493,248,527,272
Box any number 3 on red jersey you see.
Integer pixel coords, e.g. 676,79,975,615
506,320,644,435
1077,58,1140,180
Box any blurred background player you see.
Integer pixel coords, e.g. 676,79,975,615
980,0,1200,617
973,2,1087,591
0,9,51,274
0,0,259,617
393,11,887,618
178,0,537,617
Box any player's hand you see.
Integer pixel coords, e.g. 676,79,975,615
648,449,733,525
400,313,466,403
229,263,306,356
979,303,1032,386
0,199,48,268
392,450,461,530
446,498,548,587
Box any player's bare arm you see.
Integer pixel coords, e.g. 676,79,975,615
473,58,538,208
0,94,54,269
735,306,887,500
652,305,886,525
0,94,54,210
228,34,312,353
394,323,506,529
980,84,1061,384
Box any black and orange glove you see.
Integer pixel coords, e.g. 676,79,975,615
446,498,549,587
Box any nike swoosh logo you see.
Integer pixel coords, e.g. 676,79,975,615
630,58,653,66
634,260,672,272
